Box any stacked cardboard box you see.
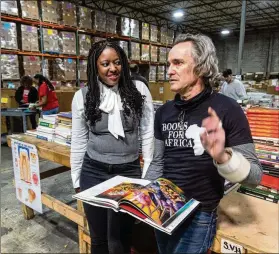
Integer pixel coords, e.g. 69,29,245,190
131,42,140,60
64,59,77,80
120,17,130,36
167,29,174,45
142,23,150,41
79,60,87,80
43,28,60,52
60,31,76,55
151,46,158,62
60,2,77,27
1,54,20,80
23,56,41,76
141,44,150,61
160,27,168,44
106,14,117,34
79,34,92,56
119,41,129,57
150,25,158,42
131,19,140,39
158,66,166,81
21,0,39,20
79,6,92,29
1,1,18,16
1,22,18,49
41,1,59,23
50,58,65,80
149,66,157,82
94,10,106,32
21,25,39,51
159,47,167,63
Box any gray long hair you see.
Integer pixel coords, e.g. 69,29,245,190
174,34,219,84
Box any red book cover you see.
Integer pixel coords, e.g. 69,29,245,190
260,174,279,190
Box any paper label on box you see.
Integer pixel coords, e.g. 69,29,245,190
68,59,73,64
66,3,72,9
3,22,11,30
86,37,91,43
47,1,52,4
47,29,53,35
276,86,279,91
1,98,8,103
221,238,244,254
27,26,33,32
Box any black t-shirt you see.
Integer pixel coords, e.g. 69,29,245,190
154,90,253,211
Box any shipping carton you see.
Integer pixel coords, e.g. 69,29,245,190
79,6,92,29
41,1,60,23
21,0,39,20
23,56,41,76
1,54,20,80
21,25,39,51
1,22,18,49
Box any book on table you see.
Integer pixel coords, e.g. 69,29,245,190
73,176,200,235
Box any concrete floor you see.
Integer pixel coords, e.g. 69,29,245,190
1,144,79,253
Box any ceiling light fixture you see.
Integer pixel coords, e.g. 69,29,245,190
221,29,230,35
173,10,184,18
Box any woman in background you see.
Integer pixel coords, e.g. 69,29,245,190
33,74,59,115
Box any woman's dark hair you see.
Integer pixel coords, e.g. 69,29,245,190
20,75,33,87
85,40,145,125
33,74,54,91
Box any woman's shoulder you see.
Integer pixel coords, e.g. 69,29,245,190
134,80,149,96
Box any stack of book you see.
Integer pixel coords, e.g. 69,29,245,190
54,112,72,146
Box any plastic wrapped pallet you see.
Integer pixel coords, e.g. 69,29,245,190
142,22,150,41
21,25,39,52
141,44,150,61
60,2,77,27
23,56,41,76
158,65,166,81
149,66,157,82
50,58,65,81
131,42,140,60
106,14,117,34
167,47,171,59
79,6,92,29
94,10,106,32
93,37,104,43
79,34,92,56
2,81,20,89
1,1,18,16
41,1,59,23
131,19,140,39
150,25,158,42
167,29,174,45
1,54,20,80
43,28,60,53
79,59,88,80
160,27,168,44
151,45,158,62
20,1,39,20
60,31,76,55
120,17,130,36
64,58,76,80
1,22,18,49
119,41,129,57
159,47,167,63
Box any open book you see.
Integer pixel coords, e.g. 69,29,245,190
73,176,200,235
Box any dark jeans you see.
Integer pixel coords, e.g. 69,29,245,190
29,114,37,129
80,153,141,254
155,209,217,254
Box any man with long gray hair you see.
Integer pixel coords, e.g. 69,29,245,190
145,33,262,253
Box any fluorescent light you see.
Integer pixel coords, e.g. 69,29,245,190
173,10,184,18
221,29,230,35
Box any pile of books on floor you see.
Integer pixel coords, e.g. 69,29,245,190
239,107,279,203
54,112,72,146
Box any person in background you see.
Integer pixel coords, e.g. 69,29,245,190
130,63,149,89
33,74,59,115
145,33,262,254
71,40,154,254
220,69,247,101
15,75,38,129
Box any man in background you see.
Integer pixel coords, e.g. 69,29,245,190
130,63,149,89
220,69,247,101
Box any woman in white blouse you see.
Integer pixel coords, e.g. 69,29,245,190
71,40,154,254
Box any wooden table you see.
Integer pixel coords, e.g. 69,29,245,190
8,134,279,254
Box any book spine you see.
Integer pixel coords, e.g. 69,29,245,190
39,122,55,128
36,135,52,141
238,188,278,204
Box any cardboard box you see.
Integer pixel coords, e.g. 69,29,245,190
267,86,279,95
60,2,77,27
149,66,157,82
21,25,39,51
1,22,18,49
1,54,20,80
167,29,174,45
268,79,278,86
43,28,60,52
149,82,164,101
150,25,158,42
119,41,129,57
151,46,158,62
21,0,39,20
64,58,77,80
79,34,91,56
120,17,130,36
142,22,150,41
79,6,92,29
48,58,76,81
160,27,168,44
158,66,166,81
131,42,140,60
159,47,167,63
163,82,175,102
94,10,106,32
1,1,18,16
60,31,76,55
41,1,60,23
141,44,150,61
23,56,41,76
106,14,117,34
79,59,87,80
131,19,140,39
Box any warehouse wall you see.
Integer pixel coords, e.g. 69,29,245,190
213,31,279,74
